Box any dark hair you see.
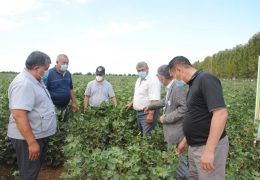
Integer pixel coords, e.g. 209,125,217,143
168,56,192,70
157,65,172,79
25,51,51,70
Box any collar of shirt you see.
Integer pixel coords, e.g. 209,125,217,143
95,79,105,86
166,79,174,92
23,68,40,85
188,69,203,85
54,65,66,76
137,72,151,84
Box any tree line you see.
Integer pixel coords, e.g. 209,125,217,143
193,32,260,79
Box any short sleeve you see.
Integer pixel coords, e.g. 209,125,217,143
148,78,161,100
84,82,91,96
108,83,115,98
70,73,73,90
9,83,35,111
201,76,226,112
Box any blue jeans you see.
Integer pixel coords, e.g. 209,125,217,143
136,109,159,139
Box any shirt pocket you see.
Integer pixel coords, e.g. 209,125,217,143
40,111,56,131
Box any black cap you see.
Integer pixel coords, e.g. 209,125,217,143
96,66,105,75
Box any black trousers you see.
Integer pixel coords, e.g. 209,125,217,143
11,137,49,180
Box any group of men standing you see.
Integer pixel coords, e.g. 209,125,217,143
7,50,229,180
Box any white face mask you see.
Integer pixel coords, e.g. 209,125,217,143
96,76,104,82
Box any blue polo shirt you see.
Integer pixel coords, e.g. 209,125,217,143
44,66,73,107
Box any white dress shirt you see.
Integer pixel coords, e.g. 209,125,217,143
133,72,161,111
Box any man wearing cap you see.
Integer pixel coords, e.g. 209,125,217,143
84,66,117,110
170,56,229,180
44,54,77,123
142,64,188,179
7,51,57,180
125,61,160,141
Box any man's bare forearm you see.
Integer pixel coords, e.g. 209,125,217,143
111,96,117,106
205,108,228,153
149,100,158,114
84,96,89,109
71,89,76,103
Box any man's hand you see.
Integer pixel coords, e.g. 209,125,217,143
146,113,154,124
125,101,133,110
28,141,40,161
159,115,164,124
175,138,188,155
142,106,149,114
200,150,215,172
72,103,77,113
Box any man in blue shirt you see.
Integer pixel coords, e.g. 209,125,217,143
44,54,77,122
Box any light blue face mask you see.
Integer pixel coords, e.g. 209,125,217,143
38,68,49,80
159,80,165,87
138,72,147,79
60,65,68,72
175,72,186,87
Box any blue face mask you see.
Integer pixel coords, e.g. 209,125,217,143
175,72,186,87
60,65,68,72
175,79,186,87
38,68,49,80
138,72,147,79
159,80,165,87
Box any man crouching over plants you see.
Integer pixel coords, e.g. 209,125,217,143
7,51,57,180
171,56,229,180
143,64,189,179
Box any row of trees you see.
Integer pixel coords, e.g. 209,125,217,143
193,32,260,79
0,71,18,74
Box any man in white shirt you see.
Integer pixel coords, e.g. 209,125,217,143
125,62,160,140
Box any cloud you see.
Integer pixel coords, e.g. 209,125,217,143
99,16,103,21
60,0,90,3
69,22,149,40
76,0,90,3
38,17,47,21
38,12,51,21
0,17,24,30
0,0,40,16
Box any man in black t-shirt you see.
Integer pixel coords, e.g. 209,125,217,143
168,56,229,180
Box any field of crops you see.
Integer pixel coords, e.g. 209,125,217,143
1,73,260,179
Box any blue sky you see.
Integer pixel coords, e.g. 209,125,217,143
0,0,259,74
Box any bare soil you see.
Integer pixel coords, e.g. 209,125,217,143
0,161,66,180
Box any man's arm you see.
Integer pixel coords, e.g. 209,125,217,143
163,87,187,124
84,95,89,110
200,108,228,172
111,96,117,106
176,137,188,155
71,89,77,113
125,100,133,110
146,100,158,124
13,109,40,161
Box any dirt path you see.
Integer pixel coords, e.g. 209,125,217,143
0,162,66,180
